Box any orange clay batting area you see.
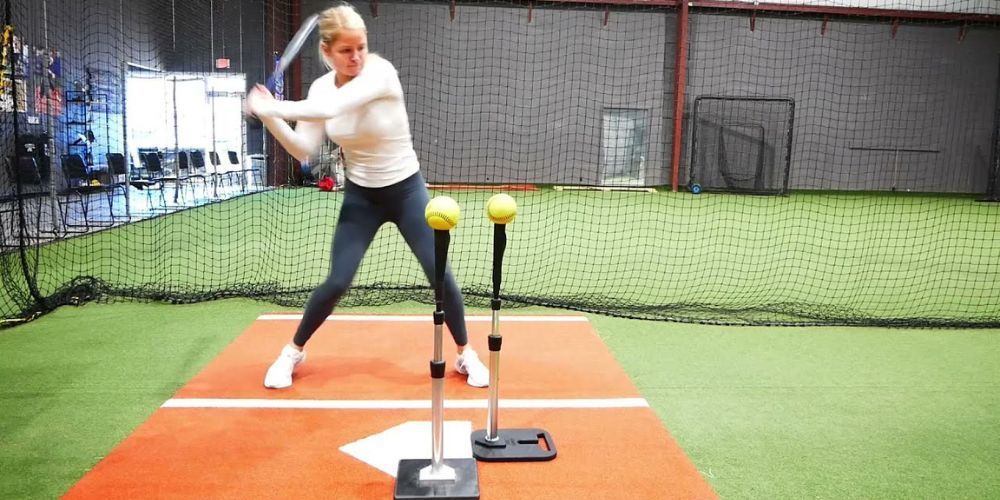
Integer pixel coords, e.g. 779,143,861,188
64,315,716,499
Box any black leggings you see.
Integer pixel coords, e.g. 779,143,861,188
293,172,469,347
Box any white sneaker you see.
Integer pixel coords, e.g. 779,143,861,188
455,349,489,388
263,344,305,389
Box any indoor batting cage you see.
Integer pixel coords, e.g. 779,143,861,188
1,0,999,327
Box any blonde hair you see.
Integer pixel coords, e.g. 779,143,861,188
317,3,367,70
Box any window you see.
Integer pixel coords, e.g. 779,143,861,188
126,71,246,167
601,108,648,187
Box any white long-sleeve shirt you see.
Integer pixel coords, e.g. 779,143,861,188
255,55,420,188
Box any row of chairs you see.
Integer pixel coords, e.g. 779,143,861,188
134,150,260,204
2,153,130,237
3,149,263,236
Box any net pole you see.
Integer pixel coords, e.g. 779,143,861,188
670,0,689,192
42,0,60,229
119,0,130,218
987,56,1000,200
4,0,44,306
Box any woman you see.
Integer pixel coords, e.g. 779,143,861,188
245,3,488,389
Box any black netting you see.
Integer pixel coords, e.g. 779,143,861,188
690,96,793,194
1,0,999,327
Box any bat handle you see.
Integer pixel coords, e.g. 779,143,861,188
265,74,277,93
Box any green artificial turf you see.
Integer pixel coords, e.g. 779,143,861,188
0,300,270,499
2,300,998,498
593,315,1000,498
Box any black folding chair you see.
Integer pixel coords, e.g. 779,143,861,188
228,150,263,191
209,151,240,195
106,152,164,217
1,156,51,248
140,151,187,207
179,150,215,203
58,153,119,229
188,150,223,199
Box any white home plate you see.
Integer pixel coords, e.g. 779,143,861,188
339,421,474,477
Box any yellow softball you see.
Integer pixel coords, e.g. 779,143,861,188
486,193,517,224
425,196,461,230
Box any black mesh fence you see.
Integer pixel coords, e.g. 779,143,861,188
1,0,999,327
